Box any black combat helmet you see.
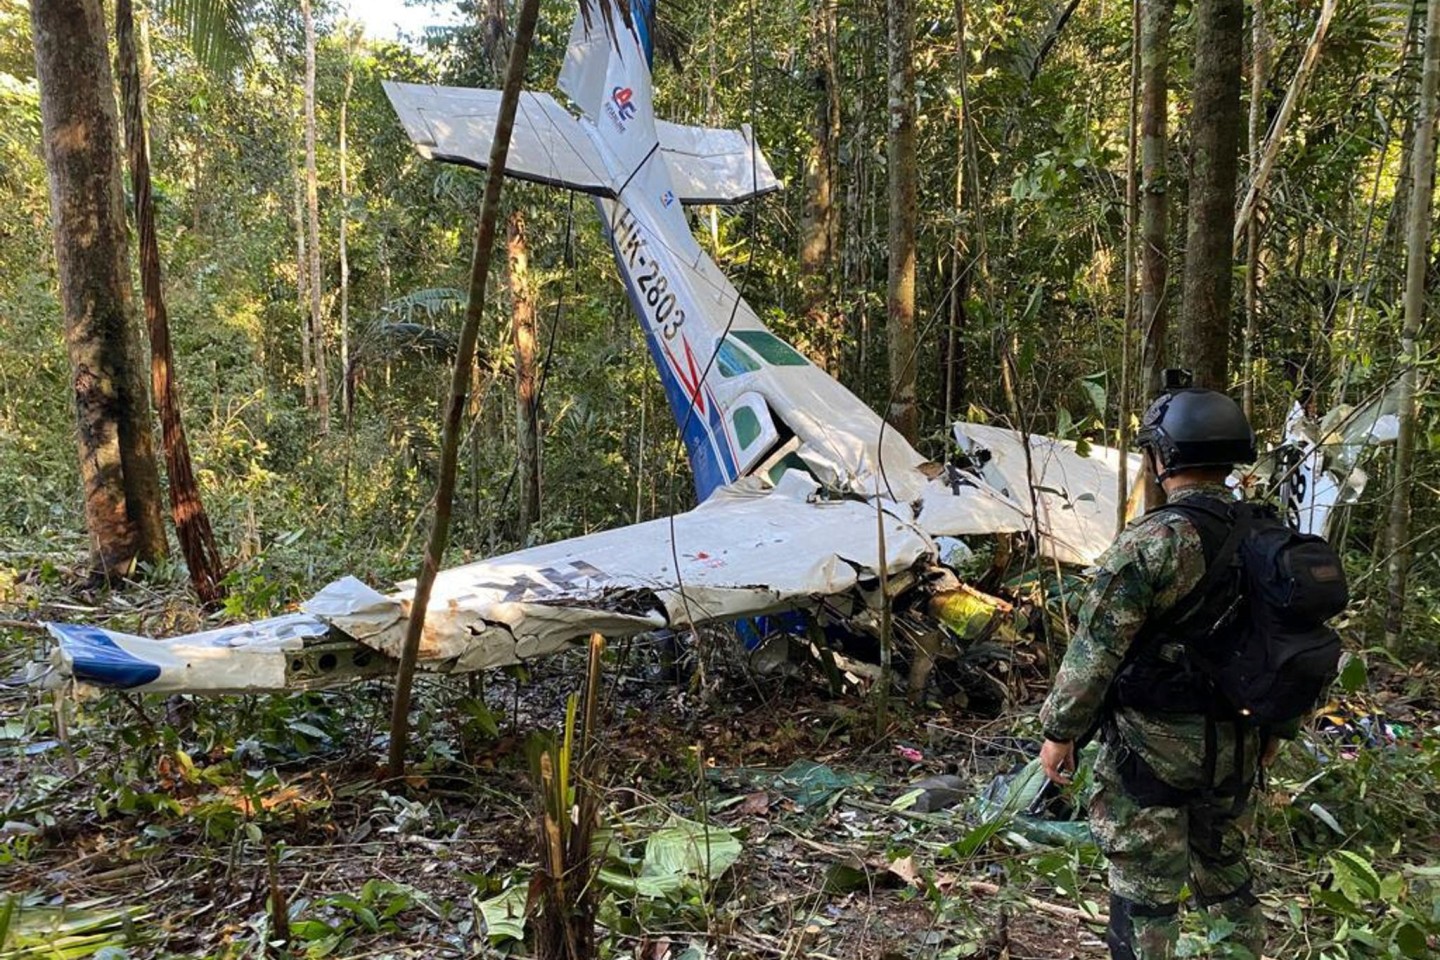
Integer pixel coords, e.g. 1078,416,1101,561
1136,384,1256,480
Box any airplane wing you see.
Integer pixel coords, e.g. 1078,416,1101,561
40,473,935,694
953,423,1143,566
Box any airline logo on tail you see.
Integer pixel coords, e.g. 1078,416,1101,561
608,85,636,128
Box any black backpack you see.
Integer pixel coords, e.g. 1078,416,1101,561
1117,495,1349,728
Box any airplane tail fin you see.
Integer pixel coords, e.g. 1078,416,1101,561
559,0,660,181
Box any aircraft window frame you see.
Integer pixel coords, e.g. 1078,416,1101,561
731,405,763,448
731,330,810,367
715,338,762,378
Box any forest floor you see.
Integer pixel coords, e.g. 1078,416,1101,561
3,580,1440,959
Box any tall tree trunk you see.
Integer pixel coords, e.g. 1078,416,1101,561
945,0,974,425
1384,0,1440,650
886,0,918,443
1179,0,1244,391
115,0,224,603
293,97,312,410
1118,0,1141,533
31,0,167,579
1241,0,1270,419
340,43,354,419
388,0,543,778
799,0,841,373
507,208,540,534
1139,0,1174,509
1233,0,1337,246
302,0,329,433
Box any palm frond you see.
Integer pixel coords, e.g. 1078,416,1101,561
382,286,468,322
151,0,251,76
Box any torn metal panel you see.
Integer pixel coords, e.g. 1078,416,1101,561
913,472,1030,538
953,423,1142,566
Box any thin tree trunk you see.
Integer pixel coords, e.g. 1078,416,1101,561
1118,0,1141,534
388,0,543,778
1179,0,1244,391
508,208,540,534
1384,0,1440,650
340,43,354,419
302,0,329,433
1233,0,1338,246
32,0,167,579
886,0,918,443
945,0,974,426
293,97,312,410
1139,0,1173,509
116,0,224,603
800,0,840,373
1241,0,1270,419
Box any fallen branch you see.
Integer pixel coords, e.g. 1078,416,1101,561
966,880,1108,925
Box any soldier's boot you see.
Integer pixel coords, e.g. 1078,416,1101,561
1200,881,1264,959
1106,894,1179,960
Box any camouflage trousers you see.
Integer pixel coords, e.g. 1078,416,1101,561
1088,734,1265,960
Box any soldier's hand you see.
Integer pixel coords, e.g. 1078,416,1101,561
1260,737,1282,769
1040,739,1075,785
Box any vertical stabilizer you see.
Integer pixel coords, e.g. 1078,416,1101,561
559,0,658,183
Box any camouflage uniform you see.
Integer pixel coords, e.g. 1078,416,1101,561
1039,483,1265,960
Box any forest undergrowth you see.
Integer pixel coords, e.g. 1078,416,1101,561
3,554,1439,960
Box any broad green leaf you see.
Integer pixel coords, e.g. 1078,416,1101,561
1330,850,1382,904
1393,921,1428,958
1337,654,1367,693
599,817,741,899
476,885,528,942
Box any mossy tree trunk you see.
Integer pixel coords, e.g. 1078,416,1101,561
32,0,167,580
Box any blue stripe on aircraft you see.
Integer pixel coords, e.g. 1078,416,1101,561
631,0,655,70
50,623,163,689
597,202,736,500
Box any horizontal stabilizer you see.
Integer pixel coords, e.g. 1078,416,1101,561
383,82,781,204
657,120,781,204
383,81,614,195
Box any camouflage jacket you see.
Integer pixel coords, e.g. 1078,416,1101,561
1039,483,1260,788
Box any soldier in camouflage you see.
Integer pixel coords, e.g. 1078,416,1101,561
1037,384,1279,960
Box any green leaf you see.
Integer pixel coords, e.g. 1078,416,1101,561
1080,376,1106,417
1330,850,1382,904
151,0,251,76
1393,921,1429,958
1057,406,1075,439
598,817,742,899
289,919,335,942
1337,654,1367,693
305,933,344,959
476,885,528,942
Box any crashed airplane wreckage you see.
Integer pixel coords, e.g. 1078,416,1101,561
43,0,1316,698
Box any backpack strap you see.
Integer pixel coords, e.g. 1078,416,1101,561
1155,497,1253,633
